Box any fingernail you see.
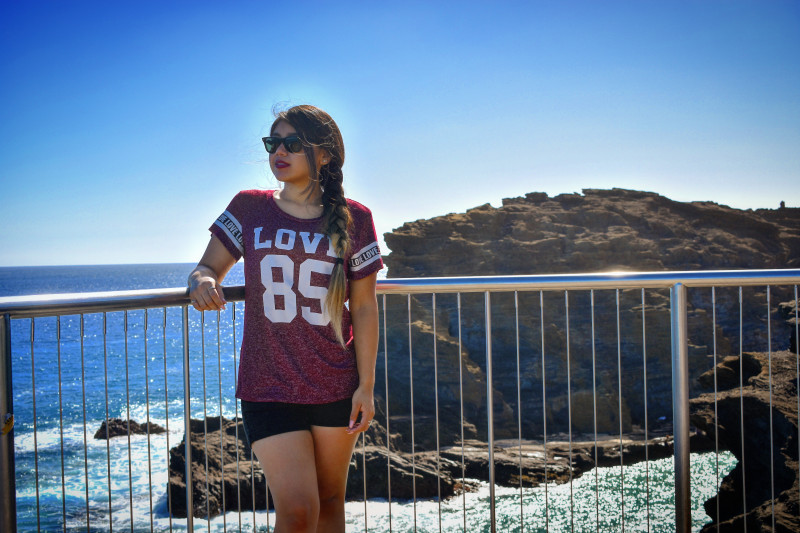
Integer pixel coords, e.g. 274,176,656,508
348,420,354,429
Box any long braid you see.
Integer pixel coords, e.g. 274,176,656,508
320,165,352,346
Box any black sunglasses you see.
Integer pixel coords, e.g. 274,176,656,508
262,135,304,154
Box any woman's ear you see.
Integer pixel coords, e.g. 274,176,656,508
317,149,331,168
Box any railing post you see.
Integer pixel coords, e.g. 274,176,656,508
182,306,194,529
1,314,17,533
484,292,496,532
670,283,690,532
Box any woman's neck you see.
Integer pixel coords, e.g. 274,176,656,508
274,184,324,219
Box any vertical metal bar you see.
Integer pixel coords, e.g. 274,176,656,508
767,286,775,531
182,305,194,530
250,446,256,529
103,313,113,532
616,290,624,532
514,291,523,531
641,289,651,533
201,311,210,526
217,310,227,531
407,294,417,531
540,290,548,532
381,294,392,532
712,288,719,532
31,319,41,532
231,302,242,532
144,309,154,532
670,283,691,533
457,293,466,533
57,316,67,532
361,432,367,533
432,293,442,533
565,290,574,532
738,287,747,532
590,291,599,529
124,311,134,533
0,314,17,533
161,308,173,533
80,315,90,532
485,291,496,533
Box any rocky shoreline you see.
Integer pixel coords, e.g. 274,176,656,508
159,350,798,531
163,417,691,519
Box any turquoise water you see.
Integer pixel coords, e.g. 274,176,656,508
3,265,735,532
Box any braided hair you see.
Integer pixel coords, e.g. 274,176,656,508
271,105,352,346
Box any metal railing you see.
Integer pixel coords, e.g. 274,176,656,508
1,268,799,532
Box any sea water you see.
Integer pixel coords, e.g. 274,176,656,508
2,264,736,532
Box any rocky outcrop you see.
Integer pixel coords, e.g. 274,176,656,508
166,415,701,519
691,350,799,532
93,418,165,439
380,189,799,443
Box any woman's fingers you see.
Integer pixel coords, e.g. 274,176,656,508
346,402,375,434
189,281,226,311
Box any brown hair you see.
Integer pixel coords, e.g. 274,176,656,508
271,105,352,346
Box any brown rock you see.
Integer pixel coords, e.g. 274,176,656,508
93,418,166,439
691,351,800,532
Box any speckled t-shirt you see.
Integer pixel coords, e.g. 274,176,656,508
210,190,383,403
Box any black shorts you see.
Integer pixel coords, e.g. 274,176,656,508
240,398,352,445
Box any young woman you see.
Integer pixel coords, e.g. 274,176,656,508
188,105,382,532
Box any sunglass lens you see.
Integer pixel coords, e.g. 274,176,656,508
263,137,278,154
285,137,303,153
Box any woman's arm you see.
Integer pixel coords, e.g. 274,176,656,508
346,272,379,434
188,235,237,311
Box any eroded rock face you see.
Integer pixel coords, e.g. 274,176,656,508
379,189,799,441
691,350,800,532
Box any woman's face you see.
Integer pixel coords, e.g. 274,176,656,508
269,120,327,188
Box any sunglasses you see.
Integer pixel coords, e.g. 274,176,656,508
262,135,305,154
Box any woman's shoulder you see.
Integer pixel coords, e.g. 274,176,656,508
235,189,275,200
346,197,374,216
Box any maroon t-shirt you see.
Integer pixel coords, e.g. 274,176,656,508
210,190,383,403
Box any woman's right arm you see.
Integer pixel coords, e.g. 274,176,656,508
188,235,237,311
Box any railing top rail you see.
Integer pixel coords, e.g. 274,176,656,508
1,268,798,318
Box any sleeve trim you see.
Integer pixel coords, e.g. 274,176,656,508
349,242,381,273
213,210,244,255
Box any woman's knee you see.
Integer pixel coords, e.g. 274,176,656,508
277,496,320,531
318,485,346,512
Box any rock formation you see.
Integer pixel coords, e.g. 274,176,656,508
691,350,799,532
380,188,799,442
166,414,702,519
93,418,165,439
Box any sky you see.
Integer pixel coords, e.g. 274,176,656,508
1,0,798,267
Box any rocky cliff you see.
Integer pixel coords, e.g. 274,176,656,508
380,188,799,443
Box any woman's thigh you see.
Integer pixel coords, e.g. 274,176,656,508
310,426,359,500
250,430,320,509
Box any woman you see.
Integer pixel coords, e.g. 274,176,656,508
188,105,382,532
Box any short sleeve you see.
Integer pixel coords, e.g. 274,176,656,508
347,201,383,280
209,193,246,261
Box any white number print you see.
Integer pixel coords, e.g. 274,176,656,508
260,255,333,325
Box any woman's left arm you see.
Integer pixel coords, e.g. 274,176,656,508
346,272,379,434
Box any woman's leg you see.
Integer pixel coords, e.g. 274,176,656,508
251,430,320,533
310,426,359,533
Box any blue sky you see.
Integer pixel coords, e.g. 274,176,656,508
1,0,798,267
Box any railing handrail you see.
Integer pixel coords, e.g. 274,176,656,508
1,268,799,318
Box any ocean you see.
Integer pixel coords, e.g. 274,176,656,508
1,264,735,532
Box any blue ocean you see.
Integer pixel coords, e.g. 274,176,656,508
1,264,735,532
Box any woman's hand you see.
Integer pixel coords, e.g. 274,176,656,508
189,268,227,311
347,384,375,434
188,236,237,311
